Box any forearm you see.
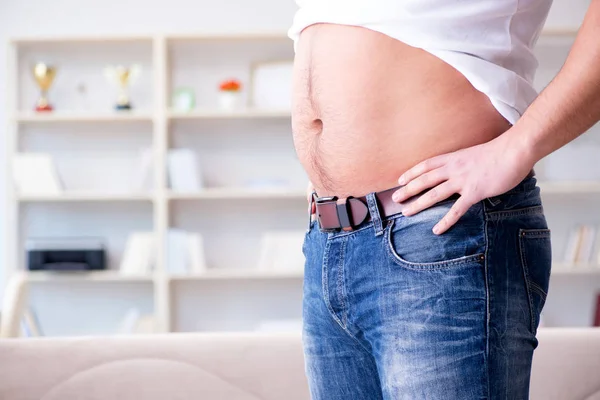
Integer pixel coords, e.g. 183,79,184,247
504,0,600,162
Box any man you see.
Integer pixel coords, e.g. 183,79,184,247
289,0,600,398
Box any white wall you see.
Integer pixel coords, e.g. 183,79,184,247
0,0,298,305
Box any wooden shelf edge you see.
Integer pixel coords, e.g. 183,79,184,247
168,269,304,281
540,28,579,37
24,271,154,282
167,109,291,120
18,193,154,202
168,188,306,200
552,264,600,275
14,112,154,123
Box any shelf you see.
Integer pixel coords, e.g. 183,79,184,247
25,271,154,282
11,35,155,45
14,112,154,123
168,269,304,281
552,264,600,275
168,109,291,121
168,187,306,200
166,32,288,42
18,193,154,203
539,181,600,194
540,28,578,37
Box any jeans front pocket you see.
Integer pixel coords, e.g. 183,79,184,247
519,228,552,333
384,200,486,270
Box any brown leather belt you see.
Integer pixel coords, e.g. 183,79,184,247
312,170,535,232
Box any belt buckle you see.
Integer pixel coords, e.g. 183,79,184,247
336,196,355,232
316,195,357,232
315,195,340,233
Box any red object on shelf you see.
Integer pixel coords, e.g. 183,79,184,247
594,293,600,327
219,79,242,92
35,104,53,112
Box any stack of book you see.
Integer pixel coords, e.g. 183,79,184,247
563,225,600,267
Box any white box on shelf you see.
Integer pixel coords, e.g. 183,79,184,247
13,153,63,196
132,147,154,193
257,230,306,272
249,61,293,111
578,226,597,264
166,230,207,275
116,308,141,334
564,226,583,265
187,233,207,274
167,149,203,192
120,232,155,275
166,229,189,275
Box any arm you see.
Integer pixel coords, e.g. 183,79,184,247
515,0,600,161
392,0,600,235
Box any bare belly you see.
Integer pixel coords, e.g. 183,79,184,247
292,24,511,198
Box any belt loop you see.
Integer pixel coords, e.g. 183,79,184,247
366,192,384,236
307,191,317,230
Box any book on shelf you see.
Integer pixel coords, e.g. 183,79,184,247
120,232,155,275
594,293,600,328
132,147,154,192
596,232,600,266
257,230,306,272
166,229,189,275
563,225,600,267
167,149,203,192
13,153,63,196
20,307,43,338
115,308,157,334
187,233,207,273
563,226,582,265
578,226,596,264
166,229,207,275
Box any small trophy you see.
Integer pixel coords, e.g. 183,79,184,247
104,65,141,111
32,63,57,112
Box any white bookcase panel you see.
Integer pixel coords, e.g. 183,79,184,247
172,279,302,332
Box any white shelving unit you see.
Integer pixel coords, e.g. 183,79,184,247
6,28,600,335
6,33,305,336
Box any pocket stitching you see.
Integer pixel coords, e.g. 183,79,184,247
518,228,551,333
486,205,544,220
384,219,485,270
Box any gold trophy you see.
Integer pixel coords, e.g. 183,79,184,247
104,65,141,110
32,63,57,112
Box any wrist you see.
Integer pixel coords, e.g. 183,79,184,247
494,126,539,169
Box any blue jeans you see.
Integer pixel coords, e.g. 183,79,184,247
302,176,551,399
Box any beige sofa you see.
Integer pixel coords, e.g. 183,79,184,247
0,329,599,400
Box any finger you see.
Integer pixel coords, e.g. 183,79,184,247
392,169,448,203
398,155,448,185
432,195,474,235
401,181,457,216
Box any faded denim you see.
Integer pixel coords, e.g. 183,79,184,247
302,176,551,399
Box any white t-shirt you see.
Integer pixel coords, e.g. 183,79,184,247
288,0,553,124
